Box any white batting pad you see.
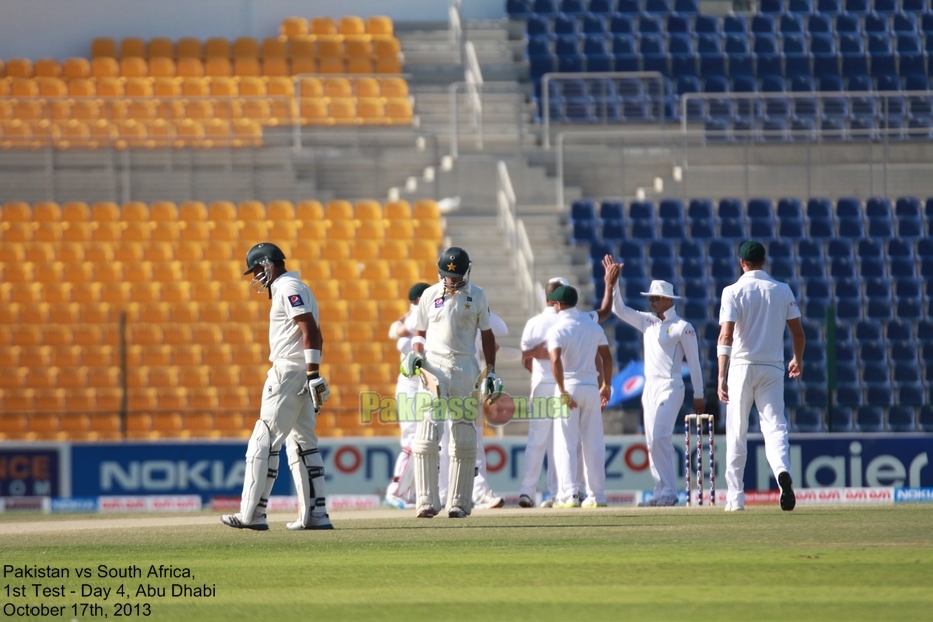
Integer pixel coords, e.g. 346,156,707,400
240,419,276,522
412,419,440,511
286,437,327,528
446,421,477,515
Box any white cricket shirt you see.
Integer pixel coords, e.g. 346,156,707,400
611,289,704,398
267,271,319,361
719,269,801,368
395,303,419,357
545,307,608,387
414,282,491,357
523,307,601,385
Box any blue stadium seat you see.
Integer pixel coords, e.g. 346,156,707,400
639,15,664,35
769,238,795,260
588,0,615,14
644,0,671,13
724,14,749,35
616,0,643,14
864,277,891,299
888,406,916,431
804,384,829,407
920,405,933,432
894,276,921,300
784,33,812,77
903,0,929,12
894,361,921,384
817,0,843,13
571,199,598,222
808,214,836,237
893,12,918,34
896,34,926,76
610,14,636,35
840,33,868,76
865,13,891,36
836,361,860,383
896,297,923,318
697,34,726,77
687,198,714,219
600,199,624,220
922,13,933,37
667,14,692,35
807,13,833,35
801,256,828,278
848,74,878,118
836,12,863,36
867,297,894,319
670,34,697,77
868,33,896,77
836,383,864,407
798,239,824,260
760,0,785,14
793,407,822,431
780,13,806,35
874,0,898,12
526,15,551,37
897,214,925,238
835,276,860,297
583,35,612,71
770,256,796,279
507,0,533,18
572,220,598,243
830,407,854,431
590,239,615,262
674,0,700,13
695,15,720,35
560,0,587,15
762,75,791,119
810,34,839,78
610,34,639,71
725,34,754,77
680,239,705,260
858,236,884,257
617,239,644,262
602,219,627,243
640,34,668,76
895,196,922,218
856,406,885,430
630,200,654,220
681,256,706,278
554,14,579,35
530,55,557,81
533,0,561,14
789,0,815,13
837,295,862,320
755,34,783,77
845,0,870,13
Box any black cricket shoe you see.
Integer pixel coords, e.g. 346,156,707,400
778,471,796,511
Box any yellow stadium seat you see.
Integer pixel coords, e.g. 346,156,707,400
374,36,401,59
150,260,182,282
413,199,440,220
91,37,117,58
371,279,400,301
390,259,422,282
25,243,55,263
324,199,354,220
330,258,359,280
349,300,379,323
209,200,237,221
354,77,379,98
384,201,412,221
179,200,208,222
410,240,439,261
385,98,413,124
319,77,349,98
205,37,231,58
357,97,385,123
177,37,203,59
311,16,338,35
267,77,294,99
386,220,415,240
148,117,172,144
78,302,112,324
209,220,239,242
57,242,85,263
345,34,372,58
63,58,91,80
120,37,146,59
177,58,205,78
291,55,317,75
6,58,33,78
91,57,119,78
232,118,262,147
149,57,176,78
1,221,33,243
149,37,174,58
329,220,358,240
415,220,444,242
352,240,382,261
347,57,374,75
234,57,261,77
339,16,366,35
294,199,323,221
233,37,259,58
120,57,148,78
38,76,66,96
31,201,61,222
264,200,294,221
153,76,181,99
299,98,330,124
93,261,123,283
263,57,290,77
318,56,346,74
183,99,214,120
205,57,232,78
362,259,391,280
290,240,319,261
241,98,271,120
146,200,177,222
339,280,370,301
89,221,119,243
122,220,151,242
142,242,172,262
127,99,158,120
328,97,359,124
202,119,230,147
357,219,385,240
203,241,234,261
2,201,31,221
190,282,221,305
225,301,258,323
112,242,142,262
352,343,383,365
367,16,394,36
281,17,309,37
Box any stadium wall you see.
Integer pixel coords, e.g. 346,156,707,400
2,435,930,503
0,0,507,60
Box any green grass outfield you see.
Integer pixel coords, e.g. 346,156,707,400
1,506,931,621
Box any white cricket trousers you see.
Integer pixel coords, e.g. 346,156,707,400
519,379,559,498
553,384,606,505
725,363,793,507
641,378,685,501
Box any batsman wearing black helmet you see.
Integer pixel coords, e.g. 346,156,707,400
222,242,334,531
400,246,502,519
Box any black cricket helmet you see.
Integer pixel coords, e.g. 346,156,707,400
243,242,286,293
437,246,471,289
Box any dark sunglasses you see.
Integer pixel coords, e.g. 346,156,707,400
647,296,662,302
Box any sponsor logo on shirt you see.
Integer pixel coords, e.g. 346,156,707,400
434,297,445,308
288,294,304,308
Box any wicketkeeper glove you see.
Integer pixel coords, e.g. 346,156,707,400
400,351,424,378
481,370,504,404
298,371,330,412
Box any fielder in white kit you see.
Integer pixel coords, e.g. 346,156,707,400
603,258,705,507
223,242,333,531
546,285,612,508
400,246,502,519
384,282,432,509
718,241,805,512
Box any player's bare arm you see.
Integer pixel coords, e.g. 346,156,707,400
295,313,323,375
549,346,578,409
717,321,735,404
597,344,612,409
592,256,622,322
786,317,806,379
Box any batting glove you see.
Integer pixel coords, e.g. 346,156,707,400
482,371,504,404
400,351,424,378
300,372,330,412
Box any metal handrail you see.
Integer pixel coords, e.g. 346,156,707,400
680,88,933,133
542,71,667,148
497,161,538,314
447,81,525,158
